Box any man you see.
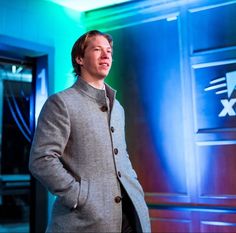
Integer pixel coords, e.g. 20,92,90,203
29,30,151,233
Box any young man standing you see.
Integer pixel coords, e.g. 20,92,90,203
29,30,151,233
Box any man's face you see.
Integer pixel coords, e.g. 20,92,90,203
77,35,112,80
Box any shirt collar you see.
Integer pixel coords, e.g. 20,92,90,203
74,77,116,106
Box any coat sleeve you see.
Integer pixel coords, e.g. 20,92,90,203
29,93,80,209
120,104,139,180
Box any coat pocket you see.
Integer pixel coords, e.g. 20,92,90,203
75,179,105,223
77,178,89,207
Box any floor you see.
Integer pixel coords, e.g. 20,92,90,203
0,223,29,233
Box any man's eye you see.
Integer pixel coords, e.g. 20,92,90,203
94,48,100,51
107,50,112,53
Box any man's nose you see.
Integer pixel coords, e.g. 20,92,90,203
101,49,109,58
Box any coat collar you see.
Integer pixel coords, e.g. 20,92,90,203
74,77,116,106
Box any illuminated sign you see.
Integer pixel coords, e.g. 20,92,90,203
204,71,236,117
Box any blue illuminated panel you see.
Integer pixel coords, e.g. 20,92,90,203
109,16,187,196
189,2,236,53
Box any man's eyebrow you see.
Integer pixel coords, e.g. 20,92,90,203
91,45,112,49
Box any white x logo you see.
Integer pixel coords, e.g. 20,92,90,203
218,98,236,117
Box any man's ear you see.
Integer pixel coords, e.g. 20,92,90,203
75,57,83,65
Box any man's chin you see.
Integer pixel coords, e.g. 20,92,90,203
97,73,109,79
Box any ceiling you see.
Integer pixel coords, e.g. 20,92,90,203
47,0,132,12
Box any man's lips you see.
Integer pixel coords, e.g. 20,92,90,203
99,62,110,69
99,62,110,67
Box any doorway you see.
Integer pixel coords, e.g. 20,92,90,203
0,58,34,232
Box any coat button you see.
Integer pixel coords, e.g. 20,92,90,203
110,126,115,133
114,148,118,155
100,106,108,112
118,171,121,178
114,196,122,203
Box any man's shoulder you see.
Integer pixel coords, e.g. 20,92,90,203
114,99,124,111
48,85,81,101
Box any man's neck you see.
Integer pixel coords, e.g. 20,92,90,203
80,75,105,90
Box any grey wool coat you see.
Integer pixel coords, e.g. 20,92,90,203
29,78,151,233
